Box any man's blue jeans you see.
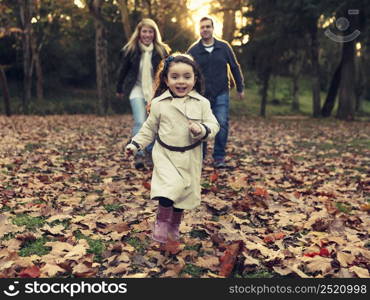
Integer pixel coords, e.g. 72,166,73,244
129,97,153,156
204,91,229,161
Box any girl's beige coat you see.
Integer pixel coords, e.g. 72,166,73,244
132,89,220,209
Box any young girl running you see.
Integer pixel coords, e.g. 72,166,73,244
125,53,219,243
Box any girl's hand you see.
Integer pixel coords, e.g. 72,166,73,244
189,120,202,135
146,101,151,114
125,144,138,157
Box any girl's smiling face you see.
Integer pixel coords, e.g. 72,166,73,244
165,62,196,97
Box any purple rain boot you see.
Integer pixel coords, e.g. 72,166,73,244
168,210,183,241
151,205,173,243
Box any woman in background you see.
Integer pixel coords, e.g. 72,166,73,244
116,18,170,169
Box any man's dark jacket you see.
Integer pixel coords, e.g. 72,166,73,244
116,47,166,94
187,38,244,100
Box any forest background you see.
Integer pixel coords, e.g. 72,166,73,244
0,0,370,279
1,0,370,120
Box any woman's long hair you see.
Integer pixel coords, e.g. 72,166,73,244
122,18,170,58
154,53,205,98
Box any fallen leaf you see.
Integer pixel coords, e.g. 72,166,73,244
160,240,183,255
349,266,369,278
40,264,66,277
263,232,286,243
210,172,218,183
336,251,355,267
19,265,40,278
194,256,219,271
219,241,243,277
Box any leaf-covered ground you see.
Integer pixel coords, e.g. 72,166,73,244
0,115,369,278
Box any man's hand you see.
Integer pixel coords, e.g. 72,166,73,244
189,120,202,135
238,91,245,101
125,144,138,157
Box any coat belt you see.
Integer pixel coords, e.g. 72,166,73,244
156,136,202,152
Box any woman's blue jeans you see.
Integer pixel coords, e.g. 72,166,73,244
129,97,153,156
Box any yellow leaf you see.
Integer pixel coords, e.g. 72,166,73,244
40,263,65,277
336,251,355,267
349,266,369,278
41,224,65,235
303,256,332,274
194,256,219,270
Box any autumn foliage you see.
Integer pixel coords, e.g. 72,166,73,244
0,116,369,278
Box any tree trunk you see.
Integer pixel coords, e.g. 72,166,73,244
90,0,110,115
309,23,321,117
0,66,11,116
290,53,303,112
117,0,132,41
222,9,236,43
336,4,359,121
355,53,365,113
271,76,276,100
336,39,356,120
259,71,270,117
321,60,342,117
291,74,299,112
31,33,44,101
18,0,33,112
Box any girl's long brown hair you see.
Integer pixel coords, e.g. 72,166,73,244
153,53,205,98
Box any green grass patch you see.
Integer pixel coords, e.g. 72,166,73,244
0,232,16,241
189,229,209,240
181,264,207,278
19,237,51,257
0,205,12,212
74,230,105,262
5,164,16,171
124,236,148,255
104,203,122,213
242,269,277,278
89,173,102,183
348,139,370,149
211,215,219,222
294,141,317,149
184,243,202,252
48,219,71,229
292,156,306,161
335,202,352,214
12,214,46,231
24,143,43,152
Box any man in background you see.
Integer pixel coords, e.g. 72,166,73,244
188,16,245,168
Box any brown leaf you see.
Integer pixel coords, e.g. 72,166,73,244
19,265,41,278
36,175,51,184
160,240,183,255
219,241,243,277
210,172,218,183
311,218,330,232
254,187,269,198
359,203,370,212
143,181,151,190
16,233,36,243
263,232,286,244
